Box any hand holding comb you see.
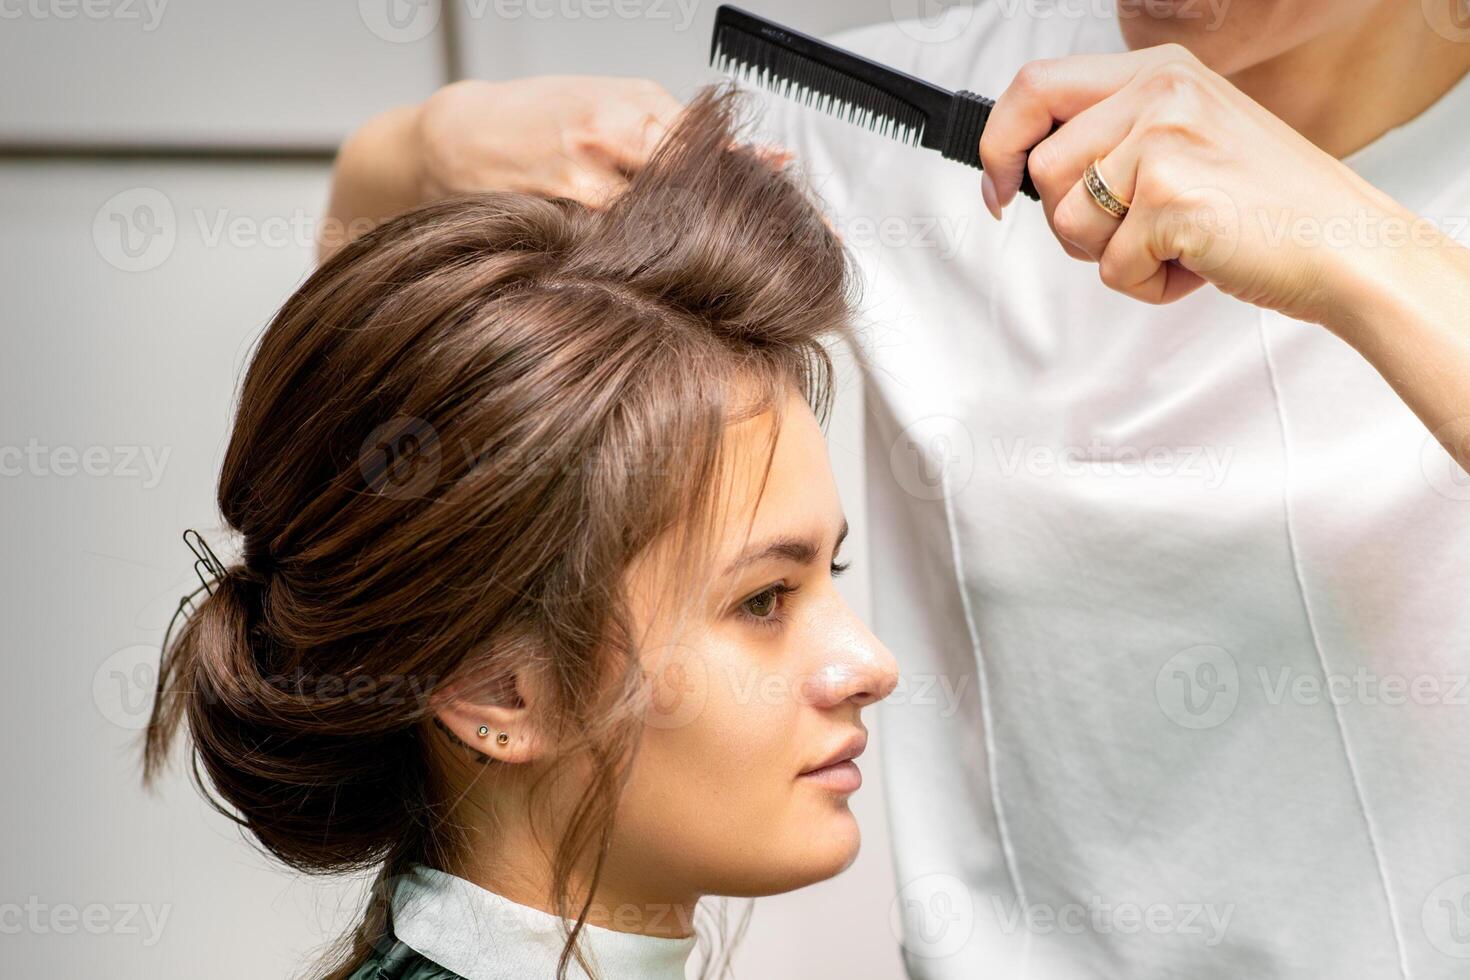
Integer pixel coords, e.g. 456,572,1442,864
710,4,1048,201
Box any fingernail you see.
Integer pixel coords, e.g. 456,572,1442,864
981,171,1002,221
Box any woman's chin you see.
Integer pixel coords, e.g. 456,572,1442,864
735,810,863,897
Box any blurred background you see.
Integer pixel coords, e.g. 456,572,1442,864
0,1,911,977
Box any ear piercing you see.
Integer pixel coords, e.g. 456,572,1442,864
476,725,510,745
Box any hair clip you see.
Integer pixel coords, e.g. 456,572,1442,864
159,529,229,663
183,528,226,596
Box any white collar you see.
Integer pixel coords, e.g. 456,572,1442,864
390,864,696,980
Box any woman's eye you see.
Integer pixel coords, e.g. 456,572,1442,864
744,588,780,619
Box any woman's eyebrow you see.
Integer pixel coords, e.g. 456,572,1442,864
721,518,849,577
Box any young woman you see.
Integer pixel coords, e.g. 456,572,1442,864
142,85,898,980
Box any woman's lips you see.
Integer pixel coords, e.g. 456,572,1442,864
798,758,863,794
798,730,868,794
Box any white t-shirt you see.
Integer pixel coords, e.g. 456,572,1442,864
749,7,1470,979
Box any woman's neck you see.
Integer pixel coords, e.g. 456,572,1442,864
1228,0,1470,159
444,820,701,940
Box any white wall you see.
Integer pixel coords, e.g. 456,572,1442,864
0,2,908,978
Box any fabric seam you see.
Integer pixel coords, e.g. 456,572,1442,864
1255,308,1410,979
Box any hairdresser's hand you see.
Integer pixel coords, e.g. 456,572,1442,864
416,76,686,207
978,43,1410,329
980,43,1470,475
321,76,683,260
321,76,794,261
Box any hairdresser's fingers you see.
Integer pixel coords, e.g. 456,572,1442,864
559,167,631,209
1099,202,1209,305
1023,87,1140,261
980,44,1203,210
747,143,795,169
1050,156,1133,263
583,81,686,175
1029,88,1199,302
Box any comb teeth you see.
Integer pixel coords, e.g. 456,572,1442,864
713,27,926,148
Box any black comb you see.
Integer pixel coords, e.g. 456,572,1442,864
711,4,1043,201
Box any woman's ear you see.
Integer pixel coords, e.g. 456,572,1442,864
431,665,551,765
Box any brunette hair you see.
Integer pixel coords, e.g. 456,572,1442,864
141,82,855,979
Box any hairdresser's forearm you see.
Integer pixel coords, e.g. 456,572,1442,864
318,104,428,262
1328,212,1470,473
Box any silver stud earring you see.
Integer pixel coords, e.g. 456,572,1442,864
496,732,510,745
477,725,489,737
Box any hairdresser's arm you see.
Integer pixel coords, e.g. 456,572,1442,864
318,76,684,262
1332,213,1470,471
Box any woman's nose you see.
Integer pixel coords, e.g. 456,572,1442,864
803,598,899,708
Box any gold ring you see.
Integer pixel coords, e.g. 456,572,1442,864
1083,158,1131,219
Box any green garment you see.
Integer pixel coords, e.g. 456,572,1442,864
344,937,464,980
